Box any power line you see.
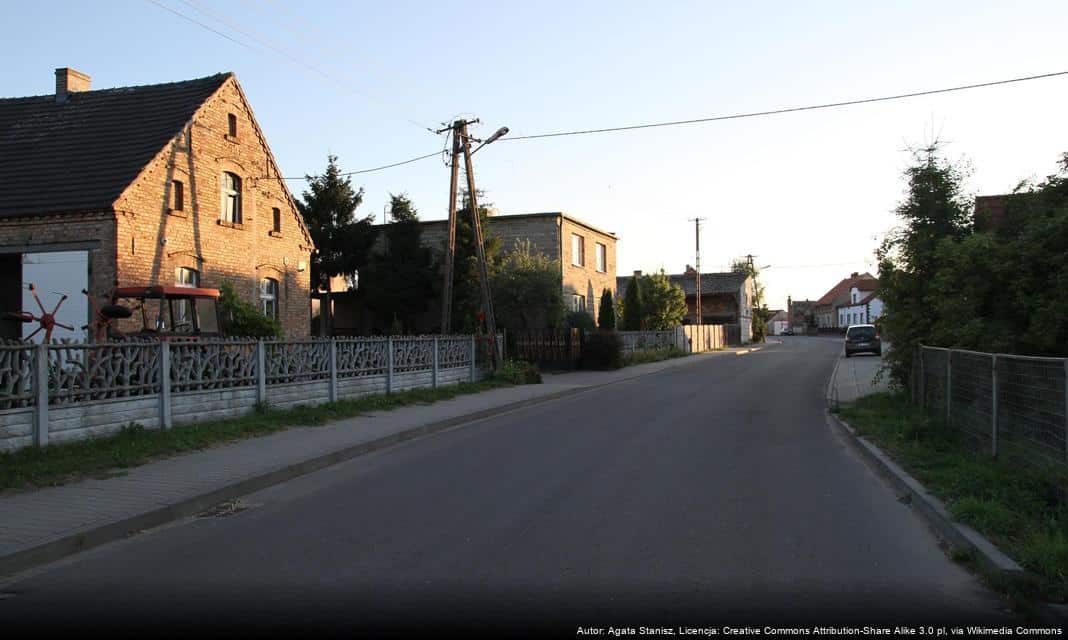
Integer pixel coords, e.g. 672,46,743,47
263,150,444,182
147,0,436,134
503,70,1068,142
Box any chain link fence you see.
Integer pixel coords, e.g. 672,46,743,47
915,345,1068,469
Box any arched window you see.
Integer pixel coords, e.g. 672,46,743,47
221,172,241,223
260,277,278,320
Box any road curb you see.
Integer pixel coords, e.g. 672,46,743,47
826,410,1068,623
0,350,737,579
827,409,1023,576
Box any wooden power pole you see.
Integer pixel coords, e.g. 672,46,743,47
689,217,706,324
437,119,498,367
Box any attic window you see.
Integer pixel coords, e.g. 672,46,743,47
172,180,184,211
227,113,238,138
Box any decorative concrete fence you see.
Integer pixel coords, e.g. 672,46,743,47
617,331,677,355
0,336,486,453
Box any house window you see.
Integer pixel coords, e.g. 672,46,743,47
174,267,199,331
571,293,585,312
221,172,242,223
272,207,281,233
260,277,278,320
571,233,584,267
172,180,184,211
596,243,606,272
227,113,238,138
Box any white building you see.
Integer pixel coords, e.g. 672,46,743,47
836,286,883,326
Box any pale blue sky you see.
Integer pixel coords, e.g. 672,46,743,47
3,0,1067,309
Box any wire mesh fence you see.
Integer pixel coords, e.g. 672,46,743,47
915,345,1068,470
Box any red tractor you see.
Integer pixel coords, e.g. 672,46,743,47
105,286,223,340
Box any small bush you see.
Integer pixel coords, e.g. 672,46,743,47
566,311,596,331
581,331,623,370
497,359,542,384
219,281,283,338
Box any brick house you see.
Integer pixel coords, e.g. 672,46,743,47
786,297,818,334
615,268,754,344
813,272,878,331
342,211,618,334
0,68,314,339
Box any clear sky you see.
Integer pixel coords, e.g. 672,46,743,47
3,0,1067,310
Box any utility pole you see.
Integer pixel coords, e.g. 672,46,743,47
438,123,462,334
435,118,502,368
689,217,706,324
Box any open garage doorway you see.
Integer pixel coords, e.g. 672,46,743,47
0,250,89,342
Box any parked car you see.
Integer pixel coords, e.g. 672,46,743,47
781,328,795,336
844,324,881,357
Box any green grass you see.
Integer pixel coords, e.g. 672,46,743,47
0,377,518,492
622,346,689,366
840,392,1068,607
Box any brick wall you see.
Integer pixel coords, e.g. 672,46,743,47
559,217,616,323
113,78,312,336
0,212,117,332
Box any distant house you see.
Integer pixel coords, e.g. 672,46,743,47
339,211,618,334
814,272,878,330
0,68,315,339
766,309,788,335
786,297,818,335
836,290,883,327
616,268,754,344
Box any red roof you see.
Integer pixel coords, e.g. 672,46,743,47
816,273,878,305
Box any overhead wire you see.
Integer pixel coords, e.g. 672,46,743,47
502,70,1068,141
147,0,437,134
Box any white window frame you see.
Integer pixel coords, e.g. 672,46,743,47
595,242,606,273
260,277,279,320
571,233,584,267
174,267,199,330
571,293,585,313
221,172,242,224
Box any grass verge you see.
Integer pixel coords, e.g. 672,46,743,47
0,377,518,492
839,392,1068,608
622,346,689,367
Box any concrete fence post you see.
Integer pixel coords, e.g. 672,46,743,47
386,337,394,394
159,341,172,430
328,339,338,403
256,340,267,405
470,335,476,383
946,349,952,425
432,337,440,389
991,354,998,458
33,343,49,448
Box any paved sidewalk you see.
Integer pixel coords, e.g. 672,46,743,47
828,349,890,406
0,343,767,577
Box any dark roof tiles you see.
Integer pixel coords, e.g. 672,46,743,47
0,73,230,218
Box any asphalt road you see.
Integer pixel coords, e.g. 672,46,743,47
0,337,1014,635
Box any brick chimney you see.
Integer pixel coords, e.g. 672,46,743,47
55,68,91,103
850,271,859,278
633,270,642,278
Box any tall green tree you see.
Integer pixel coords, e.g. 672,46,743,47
362,194,437,333
297,155,378,336
877,144,972,386
450,190,502,332
639,270,687,330
598,288,616,330
622,276,643,330
490,239,565,331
